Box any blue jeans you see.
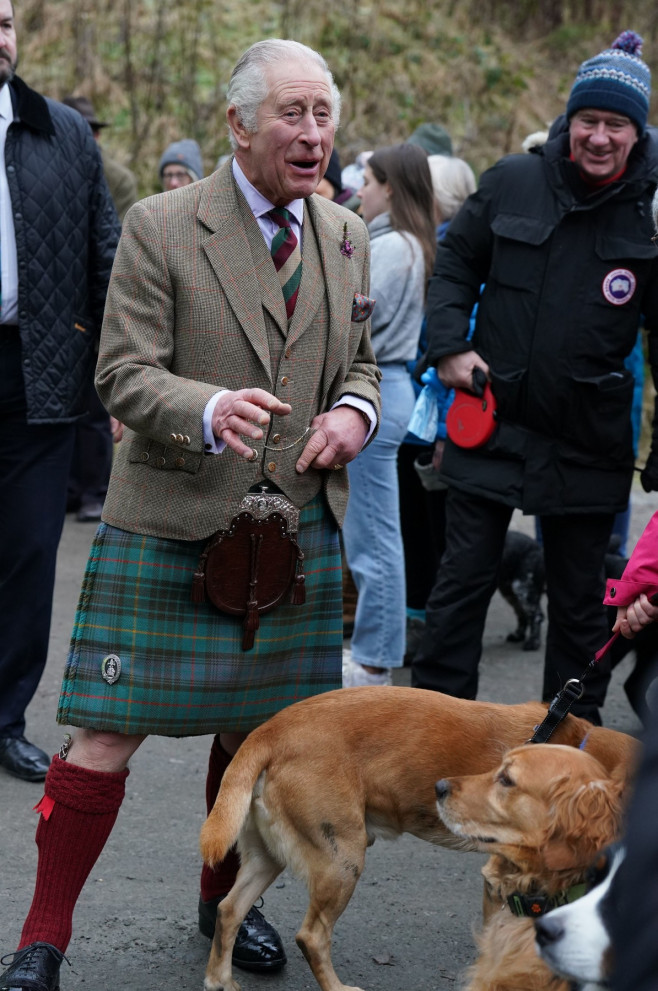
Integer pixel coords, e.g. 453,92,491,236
343,364,415,668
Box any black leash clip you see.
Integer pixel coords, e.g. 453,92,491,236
527,678,584,744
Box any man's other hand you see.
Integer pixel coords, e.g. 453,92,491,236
437,350,490,391
212,389,291,459
296,406,368,474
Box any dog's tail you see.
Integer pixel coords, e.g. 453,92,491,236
199,734,271,868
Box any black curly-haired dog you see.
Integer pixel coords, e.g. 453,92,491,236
499,530,546,652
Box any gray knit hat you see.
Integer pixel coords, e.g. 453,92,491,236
566,31,651,135
408,123,453,157
158,139,203,182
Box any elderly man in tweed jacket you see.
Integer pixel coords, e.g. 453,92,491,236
1,39,380,991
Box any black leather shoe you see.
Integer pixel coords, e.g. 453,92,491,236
198,897,287,972
0,738,51,782
0,941,66,990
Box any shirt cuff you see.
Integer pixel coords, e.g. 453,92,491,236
331,395,376,446
203,391,229,454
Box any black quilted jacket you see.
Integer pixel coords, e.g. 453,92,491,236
6,76,120,423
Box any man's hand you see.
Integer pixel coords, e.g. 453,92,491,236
437,351,489,391
613,594,658,639
296,406,368,474
212,389,292,459
110,417,124,443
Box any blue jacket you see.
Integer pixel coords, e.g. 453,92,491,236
6,76,120,423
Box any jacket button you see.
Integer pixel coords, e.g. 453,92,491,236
610,587,616,598
271,434,281,444
284,349,291,359
281,375,289,386
170,433,177,443
267,461,276,472
183,435,190,445
157,456,166,467
176,457,185,467
176,433,184,442
140,452,149,462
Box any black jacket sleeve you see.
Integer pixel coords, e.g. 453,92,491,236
424,162,499,366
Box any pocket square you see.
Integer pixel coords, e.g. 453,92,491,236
351,292,376,323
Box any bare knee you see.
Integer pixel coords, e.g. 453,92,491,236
67,728,145,772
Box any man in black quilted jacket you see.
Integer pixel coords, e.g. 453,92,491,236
0,0,120,783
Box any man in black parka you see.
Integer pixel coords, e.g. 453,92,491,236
0,0,120,782
412,31,658,725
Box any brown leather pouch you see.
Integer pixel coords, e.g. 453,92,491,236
191,488,305,650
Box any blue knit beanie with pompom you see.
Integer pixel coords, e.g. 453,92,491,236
566,30,651,134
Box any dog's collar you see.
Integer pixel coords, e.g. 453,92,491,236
506,882,587,917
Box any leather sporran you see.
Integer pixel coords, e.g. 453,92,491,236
191,489,305,650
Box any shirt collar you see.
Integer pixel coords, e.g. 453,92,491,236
0,82,13,121
232,157,305,227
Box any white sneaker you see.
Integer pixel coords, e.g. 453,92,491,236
342,649,392,687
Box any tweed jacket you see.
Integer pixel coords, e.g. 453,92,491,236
97,159,381,541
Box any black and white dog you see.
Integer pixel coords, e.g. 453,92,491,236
534,843,625,989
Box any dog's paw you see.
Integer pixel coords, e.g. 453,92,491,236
204,976,240,991
506,629,525,644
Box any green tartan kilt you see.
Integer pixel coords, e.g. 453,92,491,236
57,495,342,736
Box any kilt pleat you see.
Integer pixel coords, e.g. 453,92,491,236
57,495,342,735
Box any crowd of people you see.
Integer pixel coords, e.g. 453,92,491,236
1,8,658,990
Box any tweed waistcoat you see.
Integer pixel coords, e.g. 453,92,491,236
98,161,379,541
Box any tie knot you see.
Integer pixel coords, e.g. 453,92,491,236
268,207,293,229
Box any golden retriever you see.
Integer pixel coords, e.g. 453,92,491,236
435,743,626,991
199,687,638,991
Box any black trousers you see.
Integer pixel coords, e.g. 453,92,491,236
411,488,615,719
0,330,76,737
397,442,447,611
68,377,112,509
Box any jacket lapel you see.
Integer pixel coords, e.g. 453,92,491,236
240,197,288,336
298,195,353,352
198,164,275,380
286,204,325,346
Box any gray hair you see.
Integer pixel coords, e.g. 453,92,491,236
427,155,477,222
226,39,341,150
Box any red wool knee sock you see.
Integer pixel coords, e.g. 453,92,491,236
18,755,129,952
200,735,240,902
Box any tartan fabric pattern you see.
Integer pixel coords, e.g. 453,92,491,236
57,496,342,736
268,207,302,319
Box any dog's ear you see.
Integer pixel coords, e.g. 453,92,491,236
542,777,623,871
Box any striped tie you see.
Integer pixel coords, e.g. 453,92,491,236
268,207,302,320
